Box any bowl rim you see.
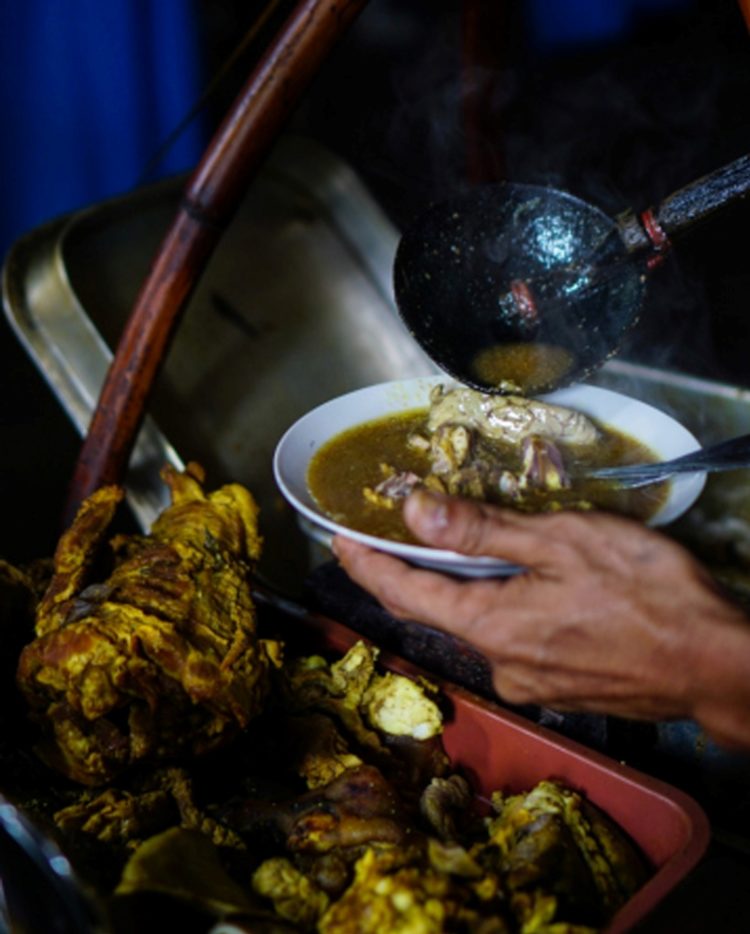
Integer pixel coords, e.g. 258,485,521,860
273,377,706,575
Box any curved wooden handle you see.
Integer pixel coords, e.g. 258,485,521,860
655,153,750,237
64,0,369,525
616,153,750,255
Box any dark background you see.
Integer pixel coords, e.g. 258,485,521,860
3,6,750,926
2,0,750,558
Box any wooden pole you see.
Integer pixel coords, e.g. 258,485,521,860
64,0,369,524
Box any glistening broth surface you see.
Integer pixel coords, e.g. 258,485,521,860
471,343,576,392
307,408,668,544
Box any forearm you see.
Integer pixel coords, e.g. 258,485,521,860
689,612,750,749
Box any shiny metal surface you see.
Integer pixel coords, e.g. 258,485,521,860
583,433,750,489
0,796,102,932
2,135,437,591
393,181,646,394
394,156,750,396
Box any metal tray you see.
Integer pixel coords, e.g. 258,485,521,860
2,135,437,592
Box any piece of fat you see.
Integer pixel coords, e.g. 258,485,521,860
427,386,600,447
365,673,443,740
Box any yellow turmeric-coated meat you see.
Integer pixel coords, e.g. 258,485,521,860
16,463,282,786
318,845,509,934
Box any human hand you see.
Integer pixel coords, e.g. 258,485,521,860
332,490,750,748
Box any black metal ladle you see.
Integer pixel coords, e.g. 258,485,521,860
393,154,750,395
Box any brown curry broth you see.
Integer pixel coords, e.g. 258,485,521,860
307,408,668,543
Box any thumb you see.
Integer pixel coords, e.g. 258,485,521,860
403,489,546,566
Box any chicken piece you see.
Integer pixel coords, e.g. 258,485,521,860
428,424,473,476
423,423,491,500
53,786,176,847
365,470,446,510
365,470,423,507
281,642,443,753
286,765,413,855
223,763,414,863
318,844,511,934
158,765,246,849
426,838,486,880
364,671,443,742
517,437,571,492
480,780,649,929
427,386,600,447
279,642,449,793
280,645,378,747
283,713,363,789
253,857,331,929
32,483,125,638
52,764,245,863
17,463,282,786
420,775,475,843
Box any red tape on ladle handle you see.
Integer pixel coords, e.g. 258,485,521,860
618,152,750,256
63,0,369,527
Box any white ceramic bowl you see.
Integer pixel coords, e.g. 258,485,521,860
273,377,705,577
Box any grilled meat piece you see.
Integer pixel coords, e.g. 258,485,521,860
279,641,449,793
366,470,424,505
17,463,282,786
317,843,510,934
53,764,245,855
287,764,411,855
53,785,177,847
518,436,571,491
225,763,414,858
427,386,600,446
253,856,331,928
480,780,649,929
420,774,475,843
283,712,364,790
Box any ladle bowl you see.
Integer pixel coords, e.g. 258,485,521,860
394,154,750,395
394,182,645,394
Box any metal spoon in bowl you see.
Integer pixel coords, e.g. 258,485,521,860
393,154,750,396
578,433,750,490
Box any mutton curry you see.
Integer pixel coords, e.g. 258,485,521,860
308,384,668,544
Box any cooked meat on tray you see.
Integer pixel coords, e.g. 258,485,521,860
0,465,650,932
16,462,283,786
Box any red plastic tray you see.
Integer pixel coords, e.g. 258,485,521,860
296,611,711,934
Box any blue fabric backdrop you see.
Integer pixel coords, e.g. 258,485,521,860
0,0,208,262
526,0,695,54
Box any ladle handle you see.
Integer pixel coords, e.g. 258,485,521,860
655,153,750,237
617,154,750,253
